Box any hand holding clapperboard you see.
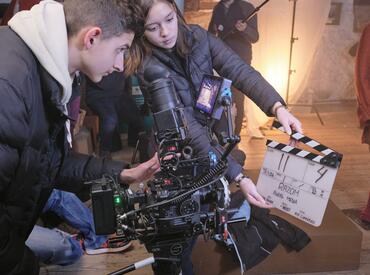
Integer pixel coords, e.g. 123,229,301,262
256,121,343,226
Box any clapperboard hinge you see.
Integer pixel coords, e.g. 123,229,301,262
270,120,343,169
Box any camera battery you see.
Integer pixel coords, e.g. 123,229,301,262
91,182,116,235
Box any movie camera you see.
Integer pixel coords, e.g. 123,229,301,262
87,66,242,274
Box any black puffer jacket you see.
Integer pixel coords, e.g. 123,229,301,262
138,25,284,180
0,27,126,274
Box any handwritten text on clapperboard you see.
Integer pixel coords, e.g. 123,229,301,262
257,145,339,227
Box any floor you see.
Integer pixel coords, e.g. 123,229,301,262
39,101,370,274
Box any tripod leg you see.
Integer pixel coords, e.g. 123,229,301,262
312,105,324,125
108,256,181,275
108,257,155,275
152,258,181,275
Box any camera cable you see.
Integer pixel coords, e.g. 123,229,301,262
119,171,226,220
228,232,245,275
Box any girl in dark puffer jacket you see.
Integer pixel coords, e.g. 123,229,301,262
133,1,304,274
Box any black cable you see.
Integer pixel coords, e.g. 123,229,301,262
172,160,227,204
120,170,227,219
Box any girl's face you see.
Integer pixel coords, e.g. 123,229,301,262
144,1,178,49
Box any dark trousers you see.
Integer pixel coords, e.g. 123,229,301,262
87,93,144,153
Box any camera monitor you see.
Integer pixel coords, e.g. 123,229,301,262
196,75,223,115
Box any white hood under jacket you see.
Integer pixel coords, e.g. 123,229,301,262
8,0,73,144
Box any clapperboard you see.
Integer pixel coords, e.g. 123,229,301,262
256,121,343,226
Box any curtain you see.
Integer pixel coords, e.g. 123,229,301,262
246,0,331,136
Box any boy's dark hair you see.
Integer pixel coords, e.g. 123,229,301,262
63,0,141,39
64,0,144,74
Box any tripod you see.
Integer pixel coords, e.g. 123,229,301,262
285,0,324,125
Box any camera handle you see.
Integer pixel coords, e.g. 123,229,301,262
217,90,240,161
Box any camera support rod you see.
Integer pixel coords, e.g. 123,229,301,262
219,94,240,161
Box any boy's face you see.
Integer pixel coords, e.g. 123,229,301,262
81,31,135,82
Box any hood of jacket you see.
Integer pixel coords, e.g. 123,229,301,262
8,0,73,144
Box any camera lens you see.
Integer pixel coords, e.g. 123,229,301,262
150,79,179,113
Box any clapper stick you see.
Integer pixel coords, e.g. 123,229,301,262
271,120,343,168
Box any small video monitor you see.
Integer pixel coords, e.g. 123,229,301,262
195,75,223,115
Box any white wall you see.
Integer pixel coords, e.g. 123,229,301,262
301,0,361,103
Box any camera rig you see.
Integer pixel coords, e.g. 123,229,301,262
87,68,243,274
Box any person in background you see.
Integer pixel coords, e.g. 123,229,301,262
354,23,370,224
132,0,302,274
0,0,160,273
85,72,145,158
209,0,259,140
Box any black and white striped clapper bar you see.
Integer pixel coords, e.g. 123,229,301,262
256,120,343,226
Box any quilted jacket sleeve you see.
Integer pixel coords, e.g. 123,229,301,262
55,151,129,193
206,29,285,115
